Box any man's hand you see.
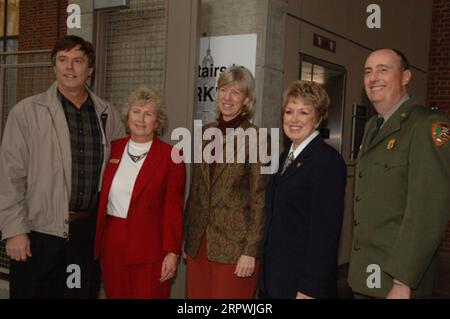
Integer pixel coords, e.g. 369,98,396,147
6,234,31,262
234,255,255,278
386,283,411,299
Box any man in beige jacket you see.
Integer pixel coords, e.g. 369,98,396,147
0,35,125,298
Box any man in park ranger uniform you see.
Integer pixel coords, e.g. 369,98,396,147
348,48,450,299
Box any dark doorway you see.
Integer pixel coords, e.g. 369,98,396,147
298,54,346,155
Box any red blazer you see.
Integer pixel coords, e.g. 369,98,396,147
94,136,185,265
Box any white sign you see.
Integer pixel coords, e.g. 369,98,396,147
196,34,257,124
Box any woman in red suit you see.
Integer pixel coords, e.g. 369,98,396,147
94,87,185,298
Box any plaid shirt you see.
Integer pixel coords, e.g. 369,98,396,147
58,91,104,212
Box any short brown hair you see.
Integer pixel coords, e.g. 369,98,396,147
216,65,256,119
282,80,330,122
122,86,168,134
51,35,96,68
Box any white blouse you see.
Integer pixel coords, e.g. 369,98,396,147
107,139,152,219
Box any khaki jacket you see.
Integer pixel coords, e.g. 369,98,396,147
348,98,450,297
184,120,268,263
0,82,125,240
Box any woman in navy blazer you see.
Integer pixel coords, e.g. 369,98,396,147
94,87,185,298
259,80,347,299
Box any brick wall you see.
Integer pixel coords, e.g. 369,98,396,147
19,0,68,50
15,0,68,102
427,0,450,298
427,0,450,254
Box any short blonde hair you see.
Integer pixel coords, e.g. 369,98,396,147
282,80,330,123
122,86,168,134
216,65,256,119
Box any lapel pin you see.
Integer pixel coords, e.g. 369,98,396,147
296,162,302,168
387,139,396,150
109,159,120,164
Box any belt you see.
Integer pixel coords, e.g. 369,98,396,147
68,210,91,222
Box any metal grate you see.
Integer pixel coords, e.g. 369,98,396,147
0,241,8,271
1,50,54,136
101,0,167,111
15,56,55,104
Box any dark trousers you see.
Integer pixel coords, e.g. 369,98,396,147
9,213,100,299
258,289,273,299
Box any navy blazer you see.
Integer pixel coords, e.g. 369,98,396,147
260,135,347,298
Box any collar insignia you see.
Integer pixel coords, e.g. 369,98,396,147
387,139,396,150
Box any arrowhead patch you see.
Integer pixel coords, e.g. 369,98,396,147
431,122,450,146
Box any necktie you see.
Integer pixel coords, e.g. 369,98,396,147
370,116,384,144
281,151,294,175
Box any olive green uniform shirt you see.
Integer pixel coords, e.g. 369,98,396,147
348,98,450,298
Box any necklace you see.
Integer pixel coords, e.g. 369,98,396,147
127,142,149,163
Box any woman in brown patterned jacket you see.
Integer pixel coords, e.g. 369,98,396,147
184,66,268,298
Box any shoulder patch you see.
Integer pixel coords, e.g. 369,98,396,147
431,122,450,146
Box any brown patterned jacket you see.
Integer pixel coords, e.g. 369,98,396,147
184,119,269,264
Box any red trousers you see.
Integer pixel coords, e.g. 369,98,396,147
100,216,170,299
186,237,259,299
